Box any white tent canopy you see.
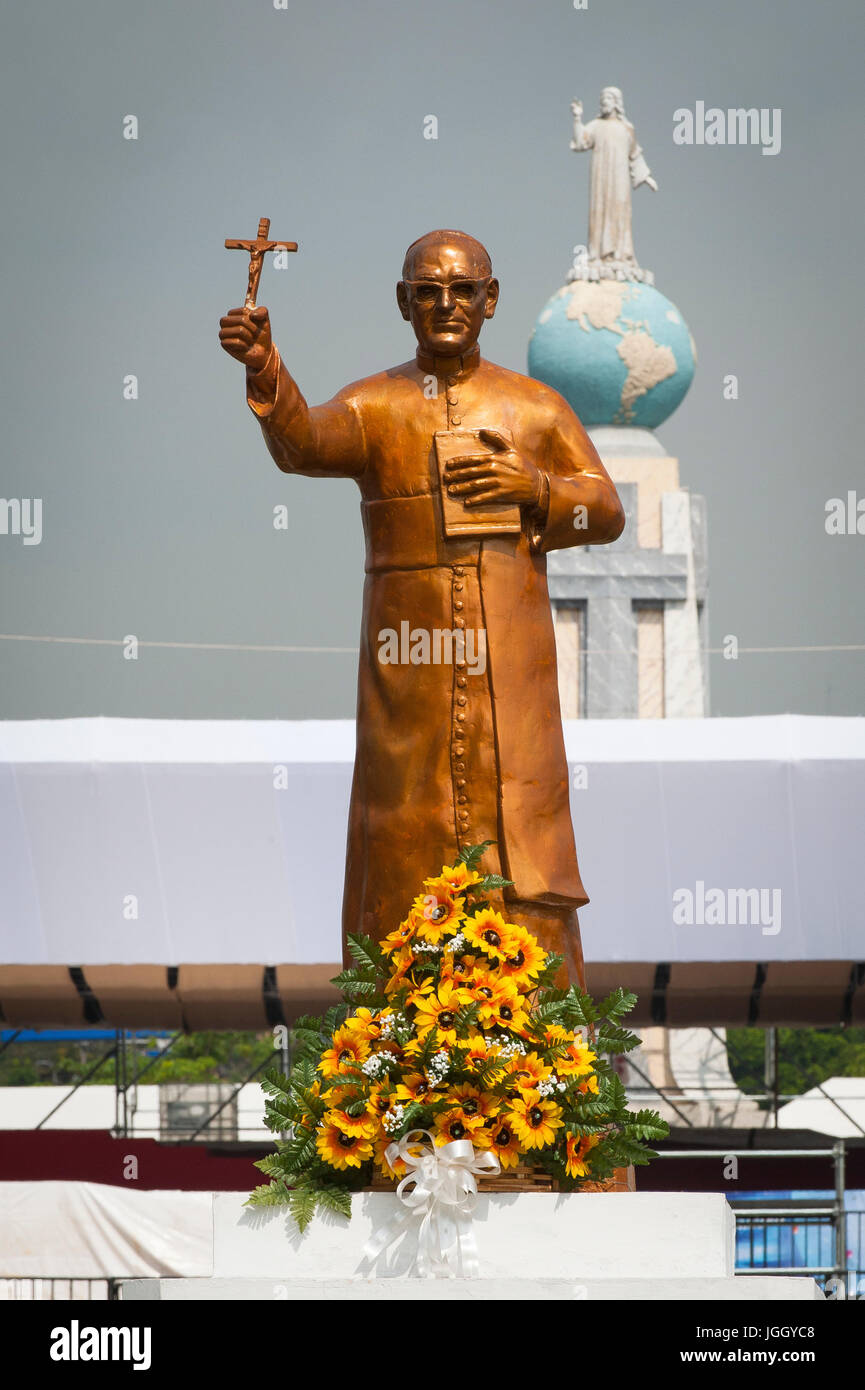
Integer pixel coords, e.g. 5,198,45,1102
778,1077,865,1139
0,716,863,1027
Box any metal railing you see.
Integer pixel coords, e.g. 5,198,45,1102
733,1207,864,1299
0,1278,113,1301
656,1142,863,1295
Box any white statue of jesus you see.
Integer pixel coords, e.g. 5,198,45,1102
570,86,658,265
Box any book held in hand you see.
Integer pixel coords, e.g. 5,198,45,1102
434,428,523,538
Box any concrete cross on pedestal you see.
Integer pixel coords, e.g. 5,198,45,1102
548,483,708,719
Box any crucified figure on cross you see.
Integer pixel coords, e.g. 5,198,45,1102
224,217,298,309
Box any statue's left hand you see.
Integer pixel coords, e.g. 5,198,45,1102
445,428,542,507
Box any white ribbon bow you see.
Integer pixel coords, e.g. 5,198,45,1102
361,1129,501,1279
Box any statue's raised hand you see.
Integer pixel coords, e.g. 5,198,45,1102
571,99,583,118
219,305,273,373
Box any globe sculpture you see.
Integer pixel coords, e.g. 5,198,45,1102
528,278,696,430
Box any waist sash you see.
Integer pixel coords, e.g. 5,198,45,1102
362,495,491,572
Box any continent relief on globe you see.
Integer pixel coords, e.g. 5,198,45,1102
528,280,696,430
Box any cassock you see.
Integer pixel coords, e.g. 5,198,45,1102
246,343,624,983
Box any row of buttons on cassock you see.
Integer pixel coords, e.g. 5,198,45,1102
452,564,469,834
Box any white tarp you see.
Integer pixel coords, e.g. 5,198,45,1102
0,1182,212,1278
0,714,863,966
778,1077,865,1139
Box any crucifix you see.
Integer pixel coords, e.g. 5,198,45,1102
224,217,298,309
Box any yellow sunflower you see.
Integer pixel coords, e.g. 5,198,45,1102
498,928,548,986
446,1082,500,1125
464,961,500,1002
411,891,466,944
503,1050,553,1093
316,1114,373,1170
384,945,416,996
462,907,514,962
556,1031,597,1078
326,1106,376,1138
318,1025,370,1078
476,1116,523,1169
565,1131,601,1179
508,1090,564,1150
325,1083,357,1111
434,1104,486,1145
474,976,528,1031
343,1007,382,1044
410,979,470,1043
439,950,480,986
453,1035,499,1072
365,1084,397,1123
394,1071,433,1104
428,863,483,895
380,918,417,956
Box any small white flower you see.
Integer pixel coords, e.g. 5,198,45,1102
382,1102,406,1133
361,1052,392,1079
427,1048,450,1083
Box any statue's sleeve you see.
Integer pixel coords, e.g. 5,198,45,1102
529,399,625,554
246,347,366,479
628,127,653,188
571,117,596,152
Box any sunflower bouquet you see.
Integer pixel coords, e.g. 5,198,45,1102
249,843,667,1231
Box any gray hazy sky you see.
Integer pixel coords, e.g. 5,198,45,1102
1,0,863,719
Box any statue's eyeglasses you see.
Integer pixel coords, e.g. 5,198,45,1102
403,277,491,305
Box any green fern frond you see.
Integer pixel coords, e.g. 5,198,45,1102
245,1180,292,1208
288,1184,319,1233
345,934,385,974
260,1067,292,1100
457,840,495,869
531,954,565,989
315,1186,354,1221
596,987,638,1022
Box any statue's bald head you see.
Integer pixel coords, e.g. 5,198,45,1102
397,229,498,358
402,229,492,281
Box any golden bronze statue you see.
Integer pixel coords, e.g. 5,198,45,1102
220,229,625,988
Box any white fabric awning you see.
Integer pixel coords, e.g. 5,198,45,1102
0,1182,212,1279
0,715,863,968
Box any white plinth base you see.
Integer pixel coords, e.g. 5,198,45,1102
113,1192,823,1301
119,1275,822,1302
214,1191,735,1280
